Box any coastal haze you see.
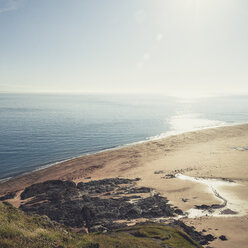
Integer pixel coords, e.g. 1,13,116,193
0,0,248,97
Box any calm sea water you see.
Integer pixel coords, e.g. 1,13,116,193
0,94,248,180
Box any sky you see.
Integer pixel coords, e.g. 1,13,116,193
0,0,248,97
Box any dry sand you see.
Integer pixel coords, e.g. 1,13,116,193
1,123,248,248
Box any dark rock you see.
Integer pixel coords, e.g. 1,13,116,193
0,191,17,201
163,174,175,179
219,235,228,241
125,207,142,219
170,220,216,245
220,208,238,215
154,170,164,174
20,178,180,231
195,204,210,210
205,234,216,242
77,178,137,195
81,206,95,228
21,180,77,200
195,202,225,210
126,187,150,194
221,178,234,183
174,209,183,215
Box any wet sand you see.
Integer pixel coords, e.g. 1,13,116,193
1,123,248,247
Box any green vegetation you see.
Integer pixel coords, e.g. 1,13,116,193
0,202,89,248
88,224,203,248
0,202,202,248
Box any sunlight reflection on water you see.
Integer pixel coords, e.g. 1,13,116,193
168,113,227,133
149,113,229,140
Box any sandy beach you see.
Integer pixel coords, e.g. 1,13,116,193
1,123,248,248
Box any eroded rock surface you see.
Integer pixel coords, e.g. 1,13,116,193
20,178,177,231
0,191,17,201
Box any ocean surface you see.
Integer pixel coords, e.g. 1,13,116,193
0,93,248,180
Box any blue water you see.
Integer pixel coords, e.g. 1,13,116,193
0,94,248,180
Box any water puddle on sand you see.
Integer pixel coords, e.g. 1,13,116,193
175,174,248,218
232,146,248,151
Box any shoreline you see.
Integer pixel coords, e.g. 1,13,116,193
0,121,242,184
1,122,248,247
0,122,248,194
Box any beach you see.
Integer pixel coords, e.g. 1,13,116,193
1,123,248,247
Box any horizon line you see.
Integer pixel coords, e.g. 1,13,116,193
1,91,248,99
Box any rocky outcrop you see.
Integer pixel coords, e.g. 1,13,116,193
20,178,178,231
170,220,216,245
219,235,228,241
0,191,17,201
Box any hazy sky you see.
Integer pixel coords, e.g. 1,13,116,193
0,0,248,97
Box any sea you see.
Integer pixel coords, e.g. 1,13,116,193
0,93,248,181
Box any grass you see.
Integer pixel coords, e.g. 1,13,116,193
0,202,203,248
0,201,89,248
88,224,202,248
